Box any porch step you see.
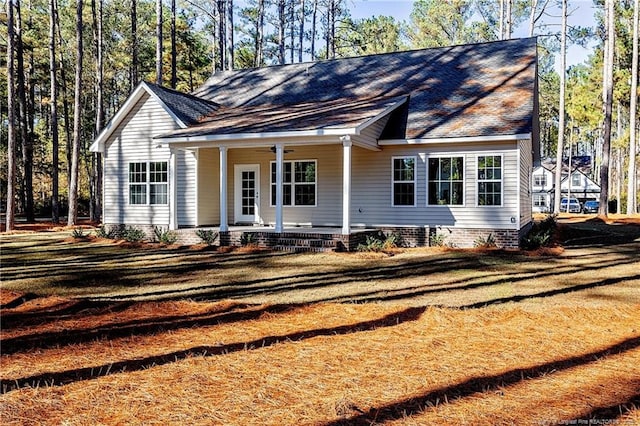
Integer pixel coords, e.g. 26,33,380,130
271,237,341,252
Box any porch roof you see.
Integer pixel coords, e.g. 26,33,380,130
154,96,408,142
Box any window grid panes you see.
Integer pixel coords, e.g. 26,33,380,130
477,155,502,206
428,157,464,205
129,161,168,205
129,163,147,204
534,195,547,207
534,174,546,186
270,160,316,206
571,174,581,187
392,157,416,206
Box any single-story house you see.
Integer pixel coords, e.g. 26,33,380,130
90,37,540,250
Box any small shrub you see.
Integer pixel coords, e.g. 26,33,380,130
429,233,446,247
122,226,146,243
195,229,219,246
357,232,399,252
240,232,256,246
95,225,114,239
153,226,178,244
521,214,558,250
71,227,89,239
474,233,497,248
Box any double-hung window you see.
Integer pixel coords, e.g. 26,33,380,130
270,160,316,206
428,157,464,205
477,155,502,206
392,157,416,206
534,194,547,207
129,161,168,205
534,174,546,187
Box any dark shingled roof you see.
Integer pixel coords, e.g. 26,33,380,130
162,38,537,140
144,83,220,126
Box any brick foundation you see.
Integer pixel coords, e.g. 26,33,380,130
103,224,523,251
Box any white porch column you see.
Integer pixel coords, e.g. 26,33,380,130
169,148,178,230
341,136,352,235
275,143,284,233
219,146,228,232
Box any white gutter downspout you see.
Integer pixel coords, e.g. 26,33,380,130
169,148,178,230
219,147,228,232
275,144,284,233
341,136,352,235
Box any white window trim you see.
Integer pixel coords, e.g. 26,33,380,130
269,159,317,207
534,174,547,187
128,161,169,206
534,194,547,207
476,154,503,207
391,156,417,207
425,154,466,207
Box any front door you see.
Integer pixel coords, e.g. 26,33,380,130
234,164,261,224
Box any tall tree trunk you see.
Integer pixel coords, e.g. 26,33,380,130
311,0,317,59
528,0,550,37
628,0,639,214
278,0,285,64
217,0,226,70
256,0,264,67
290,0,295,64
599,0,615,217
91,0,104,222
171,0,177,87
55,3,72,189
505,0,512,39
6,0,17,231
499,0,504,39
131,0,138,90
50,0,60,223
227,0,234,70
299,0,305,63
68,0,83,226
328,0,336,59
15,1,35,222
156,0,163,84
554,0,567,214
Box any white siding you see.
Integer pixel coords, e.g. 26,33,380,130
217,141,522,230
351,143,520,229
197,148,220,225
227,145,343,226
103,93,189,226
519,139,533,227
177,150,197,226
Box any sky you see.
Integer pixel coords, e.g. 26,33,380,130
347,0,601,73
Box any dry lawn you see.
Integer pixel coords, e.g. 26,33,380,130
1,216,639,425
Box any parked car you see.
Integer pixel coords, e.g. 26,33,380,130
560,197,581,213
582,200,599,214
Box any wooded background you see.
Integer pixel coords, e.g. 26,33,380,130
2,0,638,228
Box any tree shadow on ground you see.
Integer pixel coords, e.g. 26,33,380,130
0,306,426,394
560,392,640,426
321,335,640,425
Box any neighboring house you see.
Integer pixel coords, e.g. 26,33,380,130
90,38,540,249
560,169,600,202
531,165,600,213
532,165,554,213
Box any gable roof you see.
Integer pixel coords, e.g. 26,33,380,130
172,37,537,141
90,81,219,152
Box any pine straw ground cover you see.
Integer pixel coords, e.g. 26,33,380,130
0,297,639,425
1,216,640,425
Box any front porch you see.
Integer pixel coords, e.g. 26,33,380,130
174,226,380,252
